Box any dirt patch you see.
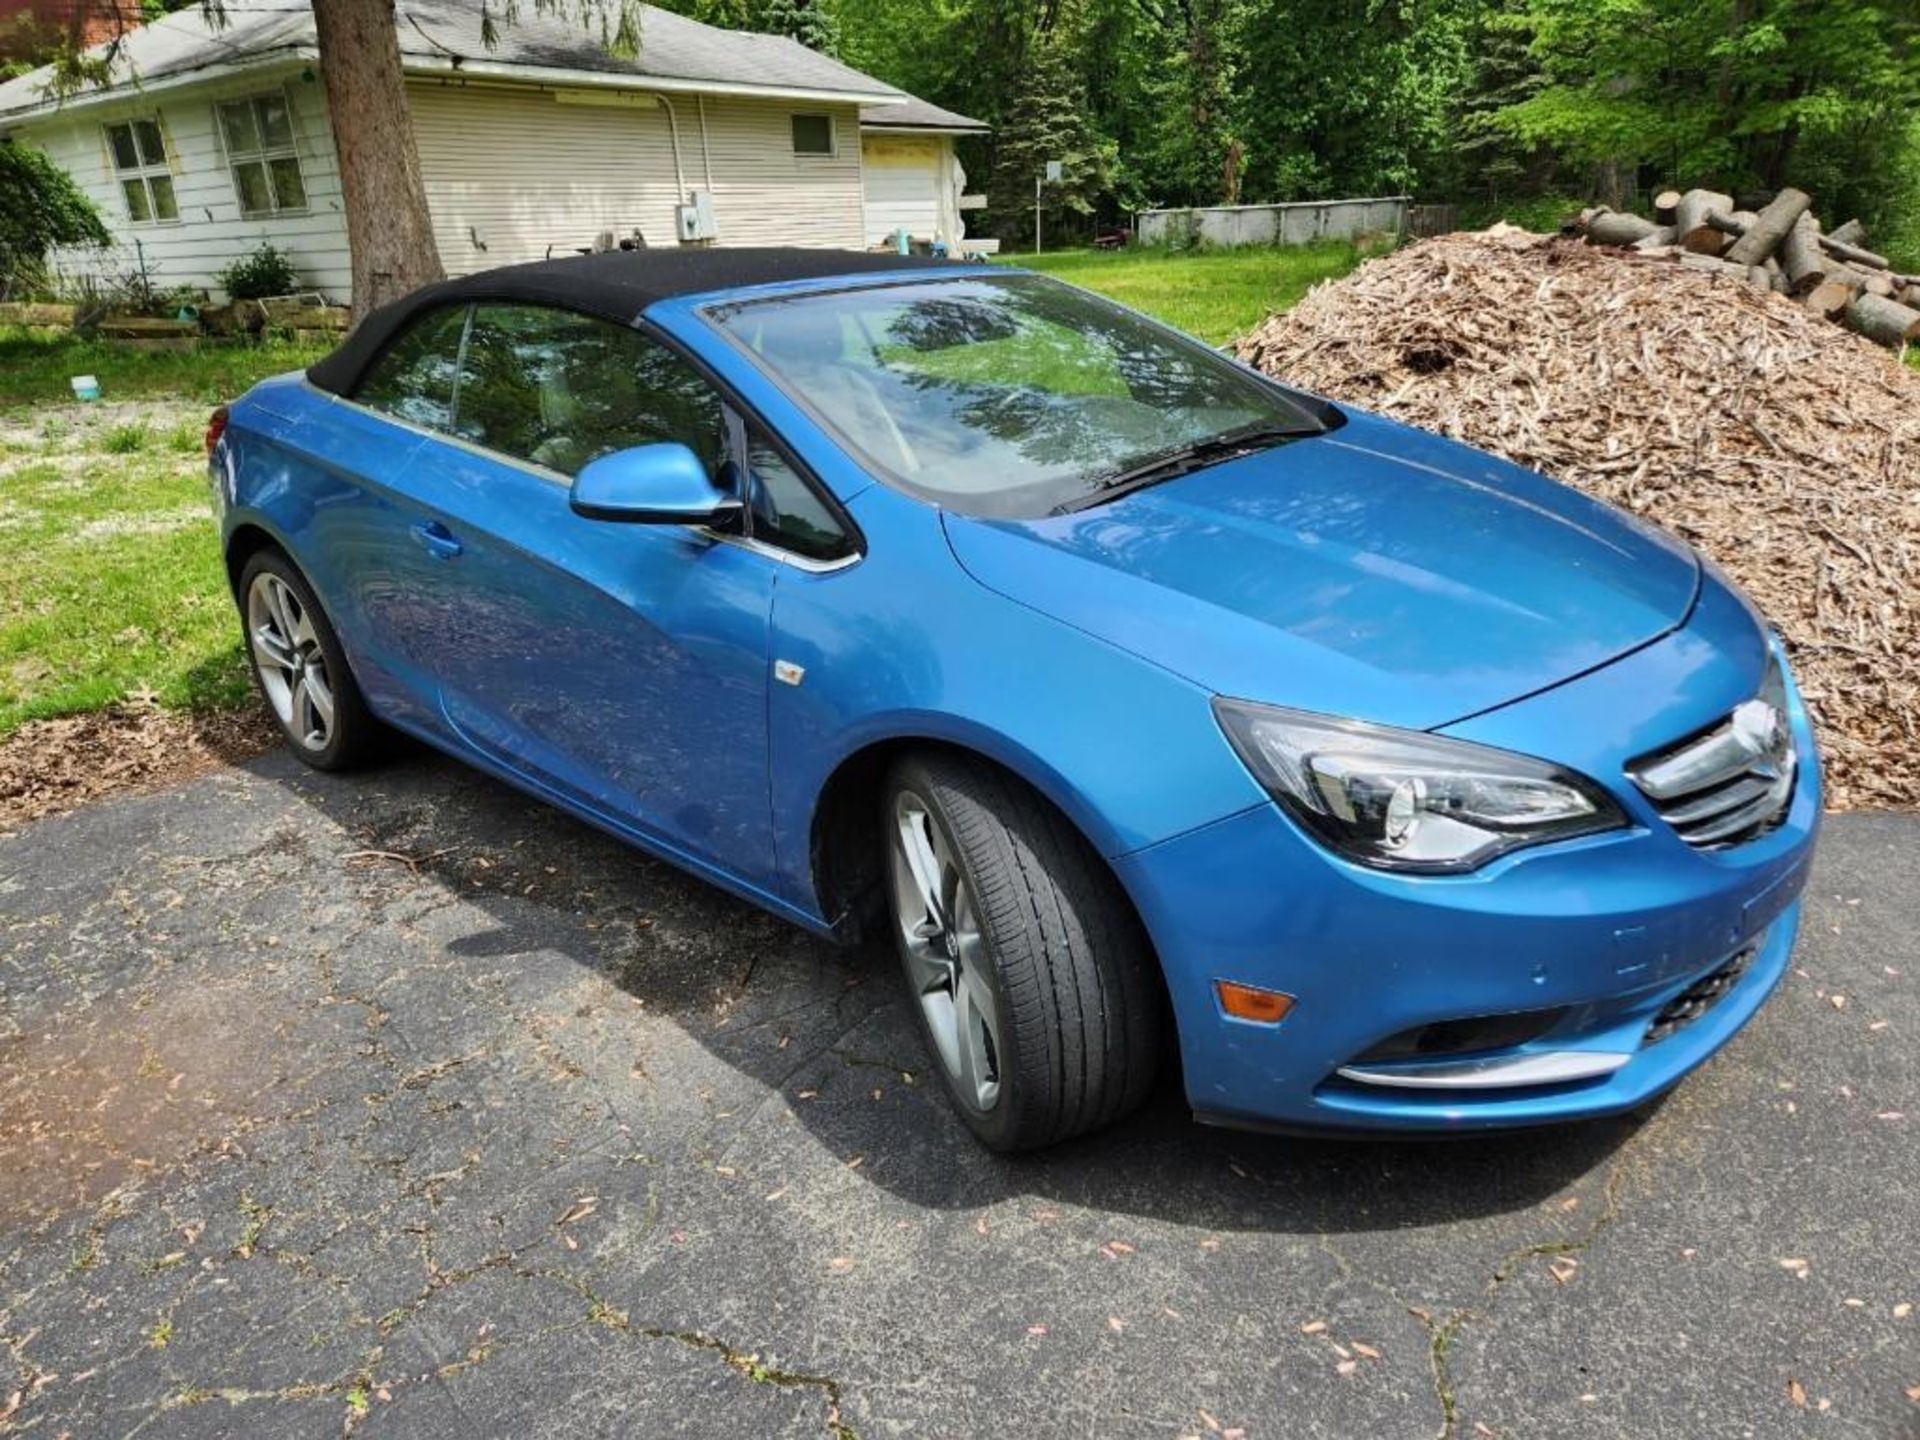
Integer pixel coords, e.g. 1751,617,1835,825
0,983,288,1227
1237,228,1920,810
0,701,276,832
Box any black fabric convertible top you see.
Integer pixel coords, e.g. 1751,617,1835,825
305,247,967,396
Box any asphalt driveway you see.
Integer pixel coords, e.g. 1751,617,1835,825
1,748,1915,1438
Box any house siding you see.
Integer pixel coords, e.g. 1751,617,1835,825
24,65,352,302
409,80,866,274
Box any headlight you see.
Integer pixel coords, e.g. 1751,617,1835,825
1213,699,1627,873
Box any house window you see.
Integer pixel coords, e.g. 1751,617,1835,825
218,93,308,216
791,113,834,156
105,119,178,223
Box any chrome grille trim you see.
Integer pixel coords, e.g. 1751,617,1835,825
1628,657,1796,850
1335,1050,1632,1090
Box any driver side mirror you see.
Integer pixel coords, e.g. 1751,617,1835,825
569,443,742,527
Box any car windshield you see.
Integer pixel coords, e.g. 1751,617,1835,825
706,273,1328,518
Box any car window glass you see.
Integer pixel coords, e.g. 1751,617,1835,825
710,274,1325,520
453,304,724,477
354,305,469,431
745,425,851,561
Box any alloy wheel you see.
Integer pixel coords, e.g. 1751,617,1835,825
247,571,335,753
889,793,1003,1112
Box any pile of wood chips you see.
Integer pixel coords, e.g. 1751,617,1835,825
1236,226,1919,810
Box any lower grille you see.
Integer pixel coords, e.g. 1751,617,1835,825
1628,654,1796,849
1349,1006,1567,1064
1643,947,1754,1046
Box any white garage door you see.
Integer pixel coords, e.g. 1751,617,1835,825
863,135,941,246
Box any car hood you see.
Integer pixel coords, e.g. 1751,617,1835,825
942,409,1700,731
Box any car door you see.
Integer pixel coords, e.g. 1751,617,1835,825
282,302,467,727
368,302,785,886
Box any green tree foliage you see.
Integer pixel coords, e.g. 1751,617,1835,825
1231,0,1477,202
755,0,841,54
986,34,1117,240
1496,0,1920,230
1121,0,1239,207
0,142,111,289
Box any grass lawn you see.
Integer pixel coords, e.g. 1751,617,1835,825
999,242,1365,345
0,331,332,736
0,327,332,409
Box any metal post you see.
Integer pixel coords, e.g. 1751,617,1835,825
1034,173,1042,254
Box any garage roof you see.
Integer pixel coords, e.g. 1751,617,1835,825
859,95,988,134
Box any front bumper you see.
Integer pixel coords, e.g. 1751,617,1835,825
1116,625,1821,1136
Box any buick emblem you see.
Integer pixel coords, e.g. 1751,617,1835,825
1730,699,1791,779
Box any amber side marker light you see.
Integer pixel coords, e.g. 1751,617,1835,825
1216,980,1295,1024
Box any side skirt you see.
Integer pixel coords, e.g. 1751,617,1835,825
371,708,843,943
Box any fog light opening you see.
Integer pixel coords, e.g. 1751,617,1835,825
1216,980,1295,1024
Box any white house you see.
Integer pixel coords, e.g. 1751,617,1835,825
0,0,990,304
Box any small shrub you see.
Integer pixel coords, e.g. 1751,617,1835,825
219,243,299,301
103,422,149,453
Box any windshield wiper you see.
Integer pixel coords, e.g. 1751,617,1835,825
1050,421,1311,515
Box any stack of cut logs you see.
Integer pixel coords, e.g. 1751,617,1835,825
1575,188,1920,348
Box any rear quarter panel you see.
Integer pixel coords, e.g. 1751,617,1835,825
217,374,436,730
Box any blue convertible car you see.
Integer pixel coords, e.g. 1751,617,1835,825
210,248,1819,1150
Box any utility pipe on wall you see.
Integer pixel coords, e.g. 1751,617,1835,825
695,94,716,195
656,93,689,201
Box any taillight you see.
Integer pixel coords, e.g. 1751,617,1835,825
204,405,230,457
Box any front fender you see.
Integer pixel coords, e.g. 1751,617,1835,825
765,483,1267,916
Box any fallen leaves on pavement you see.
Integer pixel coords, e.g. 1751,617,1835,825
0,700,275,831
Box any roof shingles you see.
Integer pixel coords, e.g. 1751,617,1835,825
0,0,907,119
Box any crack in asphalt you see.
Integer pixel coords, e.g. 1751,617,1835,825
1413,1152,1632,1439
533,1267,858,1440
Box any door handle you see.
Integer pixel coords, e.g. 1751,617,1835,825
409,521,463,560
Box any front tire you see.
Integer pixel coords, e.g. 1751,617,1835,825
238,549,378,771
884,753,1162,1151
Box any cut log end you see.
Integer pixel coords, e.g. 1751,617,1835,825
1806,278,1861,322
1675,188,1735,256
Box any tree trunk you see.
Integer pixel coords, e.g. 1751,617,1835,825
1675,189,1734,254
1842,293,1920,347
1780,214,1825,295
1652,189,1682,223
1632,226,1678,251
1585,210,1659,246
1862,272,1897,298
1826,218,1866,247
313,0,445,321
1723,187,1810,266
